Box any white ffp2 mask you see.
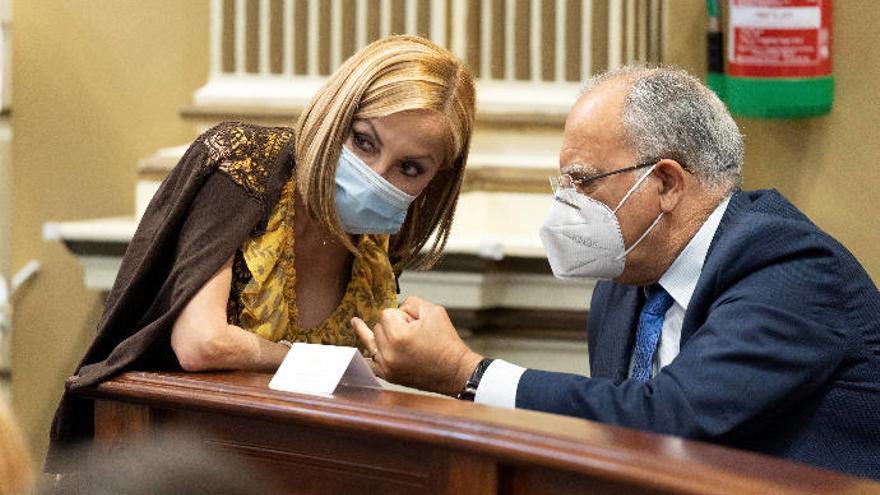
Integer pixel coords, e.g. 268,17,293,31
539,165,663,280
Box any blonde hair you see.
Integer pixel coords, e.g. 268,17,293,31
294,35,476,271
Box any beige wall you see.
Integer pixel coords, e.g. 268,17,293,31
11,0,207,462
2,0,12,289
665,1,879,281
0,117,9,282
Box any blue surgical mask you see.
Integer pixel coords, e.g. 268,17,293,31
334,145,416,234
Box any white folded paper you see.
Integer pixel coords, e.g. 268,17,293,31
268,343,381,396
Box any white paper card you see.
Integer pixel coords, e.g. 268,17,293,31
268,343,381,396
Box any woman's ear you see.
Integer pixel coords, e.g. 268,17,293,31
654,159,687,213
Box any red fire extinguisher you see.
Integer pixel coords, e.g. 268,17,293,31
707,0,833,119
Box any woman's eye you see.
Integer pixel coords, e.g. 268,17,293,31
352,132,373,152
400,161,423,178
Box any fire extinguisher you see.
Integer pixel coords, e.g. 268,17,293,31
706,0,833,119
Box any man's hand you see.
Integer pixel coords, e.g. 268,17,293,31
351,296,483,397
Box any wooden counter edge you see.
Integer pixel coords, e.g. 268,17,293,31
77,370,880,495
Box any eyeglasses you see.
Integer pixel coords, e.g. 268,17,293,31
549,161,658,193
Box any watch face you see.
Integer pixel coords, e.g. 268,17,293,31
457,386,477,401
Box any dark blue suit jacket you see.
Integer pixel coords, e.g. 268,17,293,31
517,189,880,479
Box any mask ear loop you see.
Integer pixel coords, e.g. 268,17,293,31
612,164,657,214
617,211,664,260
610,164,663,260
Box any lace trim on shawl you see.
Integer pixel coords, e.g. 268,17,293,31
201,121,294,199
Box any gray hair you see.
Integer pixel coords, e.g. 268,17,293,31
583,66,744,195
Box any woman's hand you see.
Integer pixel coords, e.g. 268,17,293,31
351,296,483,396
171,256,288,372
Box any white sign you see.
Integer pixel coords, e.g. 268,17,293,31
269,343,381,396
730,6,821,30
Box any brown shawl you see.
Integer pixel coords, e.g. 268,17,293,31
46,122,295,472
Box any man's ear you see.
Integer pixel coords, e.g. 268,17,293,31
653,159,687,213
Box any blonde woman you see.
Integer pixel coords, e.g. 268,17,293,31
48,35,475,471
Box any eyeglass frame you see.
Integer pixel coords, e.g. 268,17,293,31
549,159,690,193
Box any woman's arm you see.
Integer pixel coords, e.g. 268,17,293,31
171,256,289,372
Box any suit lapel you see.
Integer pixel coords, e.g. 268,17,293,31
593,285,643,383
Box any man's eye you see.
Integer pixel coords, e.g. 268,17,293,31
566,174,586,186
576,183,594,194
401,161,423,177
572,177,596,194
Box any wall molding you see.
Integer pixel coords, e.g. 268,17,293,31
46,217,594,335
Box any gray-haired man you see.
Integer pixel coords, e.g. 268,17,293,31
353,67,880,480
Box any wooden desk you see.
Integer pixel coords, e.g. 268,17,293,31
78,371,880,495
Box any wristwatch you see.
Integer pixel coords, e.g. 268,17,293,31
456,358,495,401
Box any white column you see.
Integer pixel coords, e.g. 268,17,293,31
607,0,623,69
625,0,636,63
259,0,271,74
480,0,492,80
529,0,541,81
381,0,392,37
554,0,566,82
450,0,467,58
234,0,247,74
504,0,515,80
581,0,593,79
637,0,648,61
307,0,319,75
649,0,661,62
356,0,367,49
406,0,418,34
283,0,295,75
331,0,342,68
431,0,447,47
210,0,223,76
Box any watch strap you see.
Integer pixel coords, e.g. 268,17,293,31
456,358,494,401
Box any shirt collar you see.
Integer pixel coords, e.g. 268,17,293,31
657,196,731,310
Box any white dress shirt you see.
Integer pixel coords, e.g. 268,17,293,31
474,197,731,409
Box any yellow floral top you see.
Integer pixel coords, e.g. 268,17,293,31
221,130,397,350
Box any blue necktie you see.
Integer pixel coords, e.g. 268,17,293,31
630,284,674,382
